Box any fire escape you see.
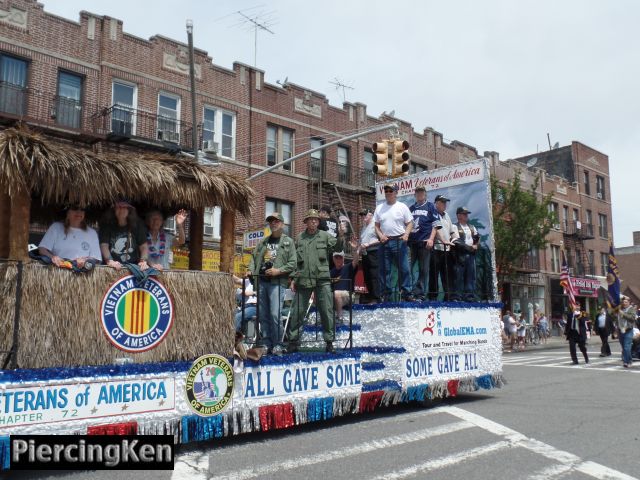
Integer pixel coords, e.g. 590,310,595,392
563,220,596,276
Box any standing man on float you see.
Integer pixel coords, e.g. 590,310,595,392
287,209,343,353
453,206,480,302
408,186,439,301
430,195,459,301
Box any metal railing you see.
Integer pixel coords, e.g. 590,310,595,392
94,105,195,151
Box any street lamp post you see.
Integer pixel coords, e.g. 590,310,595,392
186,19,198,162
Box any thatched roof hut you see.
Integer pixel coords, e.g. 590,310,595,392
0,127,254,270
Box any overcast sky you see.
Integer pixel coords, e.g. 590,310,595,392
46,0,638,246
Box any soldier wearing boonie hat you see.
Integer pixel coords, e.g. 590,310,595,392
286,208,344,353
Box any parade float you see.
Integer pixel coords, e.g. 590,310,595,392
0,128,503,469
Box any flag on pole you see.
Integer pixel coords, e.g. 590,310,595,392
560,251,578,311
606,243,621,309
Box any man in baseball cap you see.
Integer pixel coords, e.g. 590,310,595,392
453,206,479,301
408,184,439,301
431,193,460,301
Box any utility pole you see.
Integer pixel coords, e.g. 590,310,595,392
186,19,198,162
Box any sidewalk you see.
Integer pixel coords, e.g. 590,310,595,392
503,333,611,354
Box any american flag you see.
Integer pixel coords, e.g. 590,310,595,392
560,251,578,311
606,243,621,309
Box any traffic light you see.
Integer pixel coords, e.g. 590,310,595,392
372,141,389,176
392,140,410,177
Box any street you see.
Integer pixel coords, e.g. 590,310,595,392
7,339,639,480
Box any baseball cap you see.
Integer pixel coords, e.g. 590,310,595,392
333,251,345,257
359,208,373,216
115,199,134,209
456,206,471,214
303,209,321,222
434,195,449,203
266,212,284,222
383,184,399,192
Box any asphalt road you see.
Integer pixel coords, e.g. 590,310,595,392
7,340,639,480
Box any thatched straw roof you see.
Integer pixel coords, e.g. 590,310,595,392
0,127,254,216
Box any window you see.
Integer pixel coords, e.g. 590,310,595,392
409,163,427,174
585,210,593,236
549,203,559,228
363,149,375,188
588,250,594,274
203,206,221,239
265,198,293,235
575,248,582,274
56,71,82,128
266,125,294,171
598,213,608,238
600,252,608,277
566,248,572,269
310,138,324,178
596,176,606,200
202,107,236,158
337,145,350,183
0,54,27,115
550,245,560,273
562,206,569,231
157,92,180,143
111,81,136,136
583,171,590,196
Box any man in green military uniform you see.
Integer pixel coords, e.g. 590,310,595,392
248,212,297,354
286,209,343,353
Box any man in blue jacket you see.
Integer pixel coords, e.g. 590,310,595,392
408,186,439,301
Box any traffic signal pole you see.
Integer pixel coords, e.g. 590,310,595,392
249,122,398,181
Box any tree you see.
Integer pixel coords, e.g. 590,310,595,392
491,171,556,282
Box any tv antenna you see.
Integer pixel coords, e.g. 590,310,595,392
329,77,354,103
232,8,277,67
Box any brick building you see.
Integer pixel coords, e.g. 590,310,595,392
493,143,614,322
616,232,640,305
0,0,615,314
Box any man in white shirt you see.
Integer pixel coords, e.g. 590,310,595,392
430,195,460,301
453,206,479,301
374,184,414,302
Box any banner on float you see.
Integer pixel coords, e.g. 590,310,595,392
0,377,175,428
243,359,362,400
404,351,481,381
414,308,492,350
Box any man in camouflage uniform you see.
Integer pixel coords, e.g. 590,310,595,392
286,209,343,353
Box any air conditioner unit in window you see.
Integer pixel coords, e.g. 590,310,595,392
204,225,215,237
203,140,219,153
157,130,180,144
596,192,603,199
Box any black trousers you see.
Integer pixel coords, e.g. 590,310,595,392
429,250,456,301
361,248,381,302
568,332,589,363
599,331,611,356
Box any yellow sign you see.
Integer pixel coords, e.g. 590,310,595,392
171,248,250,276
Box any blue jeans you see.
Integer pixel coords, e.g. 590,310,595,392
257,280,285,349
378,238,412,300
454,253,477,301
619,328,633,365
235,305,256,332
409,242,431,299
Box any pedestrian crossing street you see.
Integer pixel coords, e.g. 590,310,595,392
502,349,639,373
172,405,637,480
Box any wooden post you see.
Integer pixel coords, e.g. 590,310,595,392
219,209,235,273
0,190,10,258
8,188,31,261
188,207,204,271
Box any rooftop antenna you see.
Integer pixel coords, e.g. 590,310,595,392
329,77,354,103
233,8,276,67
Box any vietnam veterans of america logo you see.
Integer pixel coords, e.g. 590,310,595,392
185,354,234,416
100,275,174,352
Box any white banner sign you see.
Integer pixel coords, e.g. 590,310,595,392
0,377,175,428
414,308,492,350
403,351,481,380
243,359,361,400
376,160,486,200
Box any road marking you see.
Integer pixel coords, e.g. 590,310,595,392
370,441,511,480
171,451,209,480
445,407,637,480
212,420,473,480
527,463,575,479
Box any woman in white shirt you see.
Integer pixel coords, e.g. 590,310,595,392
38,206,101,268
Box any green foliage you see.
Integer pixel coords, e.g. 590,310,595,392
491,171,556,277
